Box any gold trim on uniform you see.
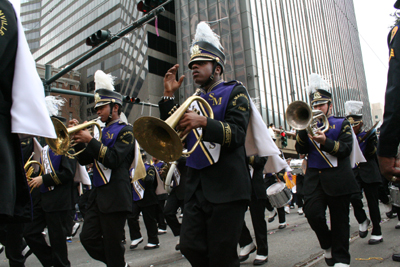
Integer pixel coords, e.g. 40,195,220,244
192,129,213,165
0,10,8,36
390,48,395,62
390,26,398,44
296,134,305,146
232,93,249,111
249,156,255,166
329,141,340,155
223,122,232,146
99,144,107,164
369,146,377,156
206,80,224,93
50,172,61,185
120,131,134,144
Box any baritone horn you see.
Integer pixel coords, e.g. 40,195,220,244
45,117,102,157
285,101,329,136
164,161,178,194
133,91,214,163
25,153,44,192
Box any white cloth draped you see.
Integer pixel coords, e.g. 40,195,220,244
245,99,290,173
350,129,367,167
9,1,56,139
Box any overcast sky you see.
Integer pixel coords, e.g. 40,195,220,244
353,0,397,106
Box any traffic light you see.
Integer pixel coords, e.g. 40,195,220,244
124,96,141,104
86,30,111,47
281,136,287,148
137,0,168,14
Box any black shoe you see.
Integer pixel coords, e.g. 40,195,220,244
0,245,4,255
393,253,400,262
122,239,126,244
278,224,286,229
268,211,277,223
175,243,180,251
358,218,370,238
386,212,397,219
238,243,256,262
368,238,383,245
253,256,268,265
324,258,335,266
144,244,160,250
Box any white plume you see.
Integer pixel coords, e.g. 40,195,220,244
45,96,66,117
94,70,115,91
307,73,331,94
345,101,363,115
191,21,223,51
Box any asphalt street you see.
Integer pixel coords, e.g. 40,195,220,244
1,201,399,267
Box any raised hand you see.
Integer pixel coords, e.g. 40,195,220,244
164,64,185,97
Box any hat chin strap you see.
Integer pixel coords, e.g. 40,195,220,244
200,60,218,89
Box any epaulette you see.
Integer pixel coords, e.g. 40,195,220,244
118,120,132,127
225,80,243,86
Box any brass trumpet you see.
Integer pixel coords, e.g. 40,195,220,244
133,91,214,162
45,117,102,157
286,101,329,136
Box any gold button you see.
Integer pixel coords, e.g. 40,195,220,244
319,171,322,174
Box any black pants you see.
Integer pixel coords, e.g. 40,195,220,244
0,223,26,267
24,208,70,267
304,185,351,265
79,201,128,267
265,200,285,223
156,198,167,230
239,196,268,256
127,202,159,244
180,188,247,267
350,181,382,235
164,191,185,237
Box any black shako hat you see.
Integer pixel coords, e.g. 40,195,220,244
188,22,225,73
395,0,400,9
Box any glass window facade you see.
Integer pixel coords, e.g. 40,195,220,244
175,0,371,128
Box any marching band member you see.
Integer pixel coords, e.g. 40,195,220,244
238,156,269,265
159,21,252,266
0,0,55,224
151,157,168,235
295,74,359,267
24,97,76,267
71,70,135,267
163,154,187,251
159,21,286,266
127,152,160,250
345,101,383,244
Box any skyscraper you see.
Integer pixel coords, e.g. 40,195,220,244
21,0,371,127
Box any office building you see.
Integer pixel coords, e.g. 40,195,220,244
21,0,371,128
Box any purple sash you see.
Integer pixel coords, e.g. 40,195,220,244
307,117,344,169
40,147,62,193
186,81,238,169
93,120,127,187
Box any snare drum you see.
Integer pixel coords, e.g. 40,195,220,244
266,182,293,208
390,185,400,207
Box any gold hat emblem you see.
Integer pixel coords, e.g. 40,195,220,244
191,45,201,57
313,92,321,99
94,93,101,103
347,117,354,125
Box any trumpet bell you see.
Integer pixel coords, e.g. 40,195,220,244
133,116,183,163
45,117,71,156
286,101,313,130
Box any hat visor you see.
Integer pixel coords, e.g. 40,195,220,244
94,101,111,109
312,100,329,106
188,57,213,69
